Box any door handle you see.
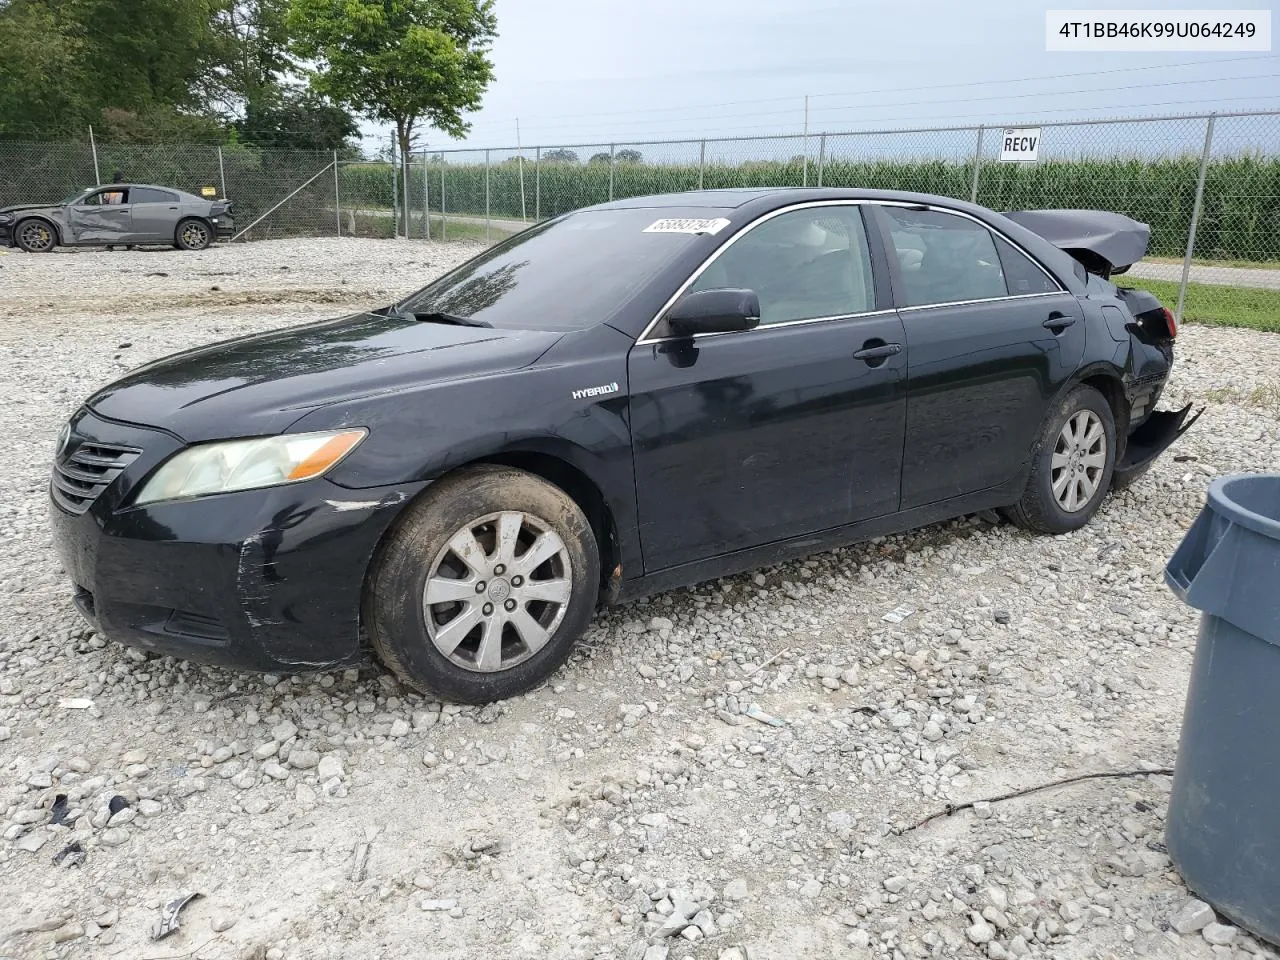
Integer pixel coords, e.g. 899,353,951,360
1043,312,1076,333
853,342,902,363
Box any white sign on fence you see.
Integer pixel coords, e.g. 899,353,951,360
1000,128,1042,163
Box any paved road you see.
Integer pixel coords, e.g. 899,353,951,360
1126,261,1280,290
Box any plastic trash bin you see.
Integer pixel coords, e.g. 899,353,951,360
1164,473,1280,946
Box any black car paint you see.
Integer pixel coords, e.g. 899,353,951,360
49,188,1185,673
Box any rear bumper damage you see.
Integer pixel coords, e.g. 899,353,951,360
1115,401,1203,484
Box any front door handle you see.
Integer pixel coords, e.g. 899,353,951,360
853,342,903,362
1043,312,1076,333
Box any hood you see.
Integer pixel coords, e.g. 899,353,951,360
1002,209,1150,278
87,311,563,441
0,203,60,216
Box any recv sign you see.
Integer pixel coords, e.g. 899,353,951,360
1000,127,1042,162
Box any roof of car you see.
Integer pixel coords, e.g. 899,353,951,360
592,187,971,211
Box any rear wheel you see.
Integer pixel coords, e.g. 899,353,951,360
175,218,211,251
366,465,600,703
1008,385,1116,534
14,219,56,253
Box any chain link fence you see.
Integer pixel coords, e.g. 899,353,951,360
2,110,1278,327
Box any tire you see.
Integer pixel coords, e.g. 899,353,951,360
175,218,212,251
14,218,56,253
1111,461,1152,491
366,465,600,703
1007,385,1117,535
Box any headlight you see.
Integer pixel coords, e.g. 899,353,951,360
134,429,366,505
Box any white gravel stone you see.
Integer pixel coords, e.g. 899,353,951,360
1172,898,1216,934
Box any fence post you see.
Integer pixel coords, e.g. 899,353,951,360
217,146,228,201
333,150,341,237
534,146,541,221
389,134,398,237
485,148,491,244
698,139,706,190
422,150,430,240
608,144,616,201
402,148,412,240
1177,114,1216,325
440,159,447,241
88,126,101,185
817,133,827,187
969,125,984,204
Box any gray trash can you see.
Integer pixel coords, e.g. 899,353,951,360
1165,473,1280,946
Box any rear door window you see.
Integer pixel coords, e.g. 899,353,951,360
132,187,178,203
880,206,1007,307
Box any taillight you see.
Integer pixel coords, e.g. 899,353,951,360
1162,307,1178,339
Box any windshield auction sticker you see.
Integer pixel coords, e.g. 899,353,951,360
1046,9,1271,51
643,218,732,235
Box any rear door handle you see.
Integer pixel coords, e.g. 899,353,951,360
1043,312,1076,333
853,342,903,363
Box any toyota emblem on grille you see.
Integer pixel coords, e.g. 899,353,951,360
54,423,71,459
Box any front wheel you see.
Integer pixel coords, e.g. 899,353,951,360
175,218,212,251
1007,385,1116,534
366,465,600,703
14,219,56,253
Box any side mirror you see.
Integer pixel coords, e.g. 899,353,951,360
666,288,760,338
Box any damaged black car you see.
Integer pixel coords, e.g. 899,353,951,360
48,188,1197,703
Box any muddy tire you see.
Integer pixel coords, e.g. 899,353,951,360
14,218,57,253
365,465,599,703
175,218,212,251
1007,385,1116,535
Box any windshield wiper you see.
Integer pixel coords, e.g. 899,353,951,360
383,304,491,328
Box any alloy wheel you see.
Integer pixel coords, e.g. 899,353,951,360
19,221,54,251
1051,410,1106,512
422,510,573,672
181,222,209,248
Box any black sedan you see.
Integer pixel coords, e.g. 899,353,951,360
48,188,1196,703
0,183,233,252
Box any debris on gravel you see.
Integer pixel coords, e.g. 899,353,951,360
1,238,1279,959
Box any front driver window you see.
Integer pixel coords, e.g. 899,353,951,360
687,206,875,325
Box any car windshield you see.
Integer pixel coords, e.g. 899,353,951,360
400,208,720,331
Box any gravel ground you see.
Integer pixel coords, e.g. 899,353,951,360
1,237,1279,960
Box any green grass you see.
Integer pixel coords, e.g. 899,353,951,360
1122,276,1280,333
1146,255,1280,270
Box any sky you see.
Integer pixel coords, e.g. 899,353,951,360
360,0,1279,156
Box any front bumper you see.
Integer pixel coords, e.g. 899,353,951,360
49,408,426,672
213,217,234,241
0,223,12,247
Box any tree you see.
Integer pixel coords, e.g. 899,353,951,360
289,0,496,209
588,152,610,165
541,148,578,164
616,148,642,164
207,0,357,150
0,0,88,138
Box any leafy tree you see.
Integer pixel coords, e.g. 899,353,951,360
0,0,89,138
616,148,642,163
541,148,578,164
588,152,611,165
289,0,497,208
69,0,217,115
235,87,357,150
208,0,357,150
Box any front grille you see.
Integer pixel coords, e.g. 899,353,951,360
52,441,140,515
